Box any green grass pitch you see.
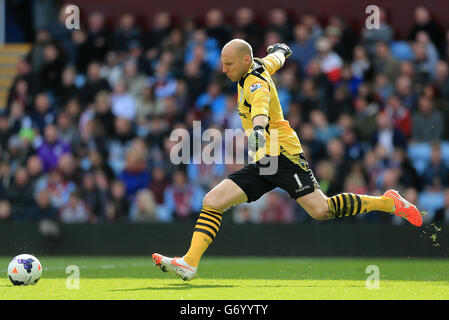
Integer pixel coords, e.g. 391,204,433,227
0,256,448,300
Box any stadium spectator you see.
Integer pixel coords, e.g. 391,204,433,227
107,117,135,175
146,11,172,52
26,155,44,188
100,51,123,88
30,92,56,133
27,29,53,74
122,59,148,100
341,127,366,162
160,28,186,78
164,170,204,220
195,81,227,123
72,28,93,75
29,189,58,221
434,188,449,224
422,143,449,189
408,6,445,56
411,95,443,142
80,62,111,105
56,110,79,148
106,180,130,222
297,78,325,122
315,37,343,84
111,80,137,120
0,162,11,200
260,190,295,223
234,7,262,50
361,7,394,54
373,41,401,84
205,9,232,47
7,77,33,112
129,189,157,222
343,162,369,196
119,145,151,198
149,60,178,100
59,190,93,223
0,200,12,222
87,12,111,63
394,75,418,110
56,66,80,108
0,112,11,151
148,166,171,222
325,15,357,62
47,4,75,62
382,94,412,139
326,138,350,194
300,12,323,39
310,109,342,144
371,111,407,155
256,31,283,65
86,150,115,181
299,122,326,164
289,24,317,76
185,29,220,71
34,168,76,210
135,85,165,131
412,33,439,81
328,85,354,123
391,147,422,191
113,13,143,54
37,124,71,172
80,172,108,221
5,167,34,220
350,45,372,82
38,42,67,92
266,8,294,42
7,100,30,138
434,61,449,100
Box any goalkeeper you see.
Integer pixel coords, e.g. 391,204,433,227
153,39,423,281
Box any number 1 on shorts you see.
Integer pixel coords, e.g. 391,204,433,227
294,173,303,188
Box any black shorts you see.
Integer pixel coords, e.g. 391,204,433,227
228,153,319,202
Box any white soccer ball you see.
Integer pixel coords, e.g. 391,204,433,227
7,254,43,286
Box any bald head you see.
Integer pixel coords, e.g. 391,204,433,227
222,39,253,59
221,39,253,82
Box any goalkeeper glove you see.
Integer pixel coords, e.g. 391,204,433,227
267,43,292,59
248,125,266,153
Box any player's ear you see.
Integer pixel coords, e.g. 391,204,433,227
243,54,251,65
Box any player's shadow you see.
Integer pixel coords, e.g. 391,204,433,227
109,283,235,292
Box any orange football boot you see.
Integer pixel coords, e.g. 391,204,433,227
383,189,423,227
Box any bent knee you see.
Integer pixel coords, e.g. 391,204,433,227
202,191,226,211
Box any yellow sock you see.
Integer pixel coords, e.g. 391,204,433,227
184,206,223,267
327,193,395,218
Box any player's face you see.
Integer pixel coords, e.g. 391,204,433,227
221,52,245,82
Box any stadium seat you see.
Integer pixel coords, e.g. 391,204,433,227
440,141,449,166
418,191,445,219
407,142,431,174
390,41,414,61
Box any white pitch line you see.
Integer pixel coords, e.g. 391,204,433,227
1,263,149,273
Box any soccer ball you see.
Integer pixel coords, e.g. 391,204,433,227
7,254,42,286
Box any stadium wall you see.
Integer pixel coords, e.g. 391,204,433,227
74,0,449,38
0,222,446,257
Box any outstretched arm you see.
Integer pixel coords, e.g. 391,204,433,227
261,43,292,75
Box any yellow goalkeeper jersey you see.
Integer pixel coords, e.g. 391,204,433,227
237,53,303,161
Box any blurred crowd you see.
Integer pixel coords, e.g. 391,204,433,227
1,4,449,226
